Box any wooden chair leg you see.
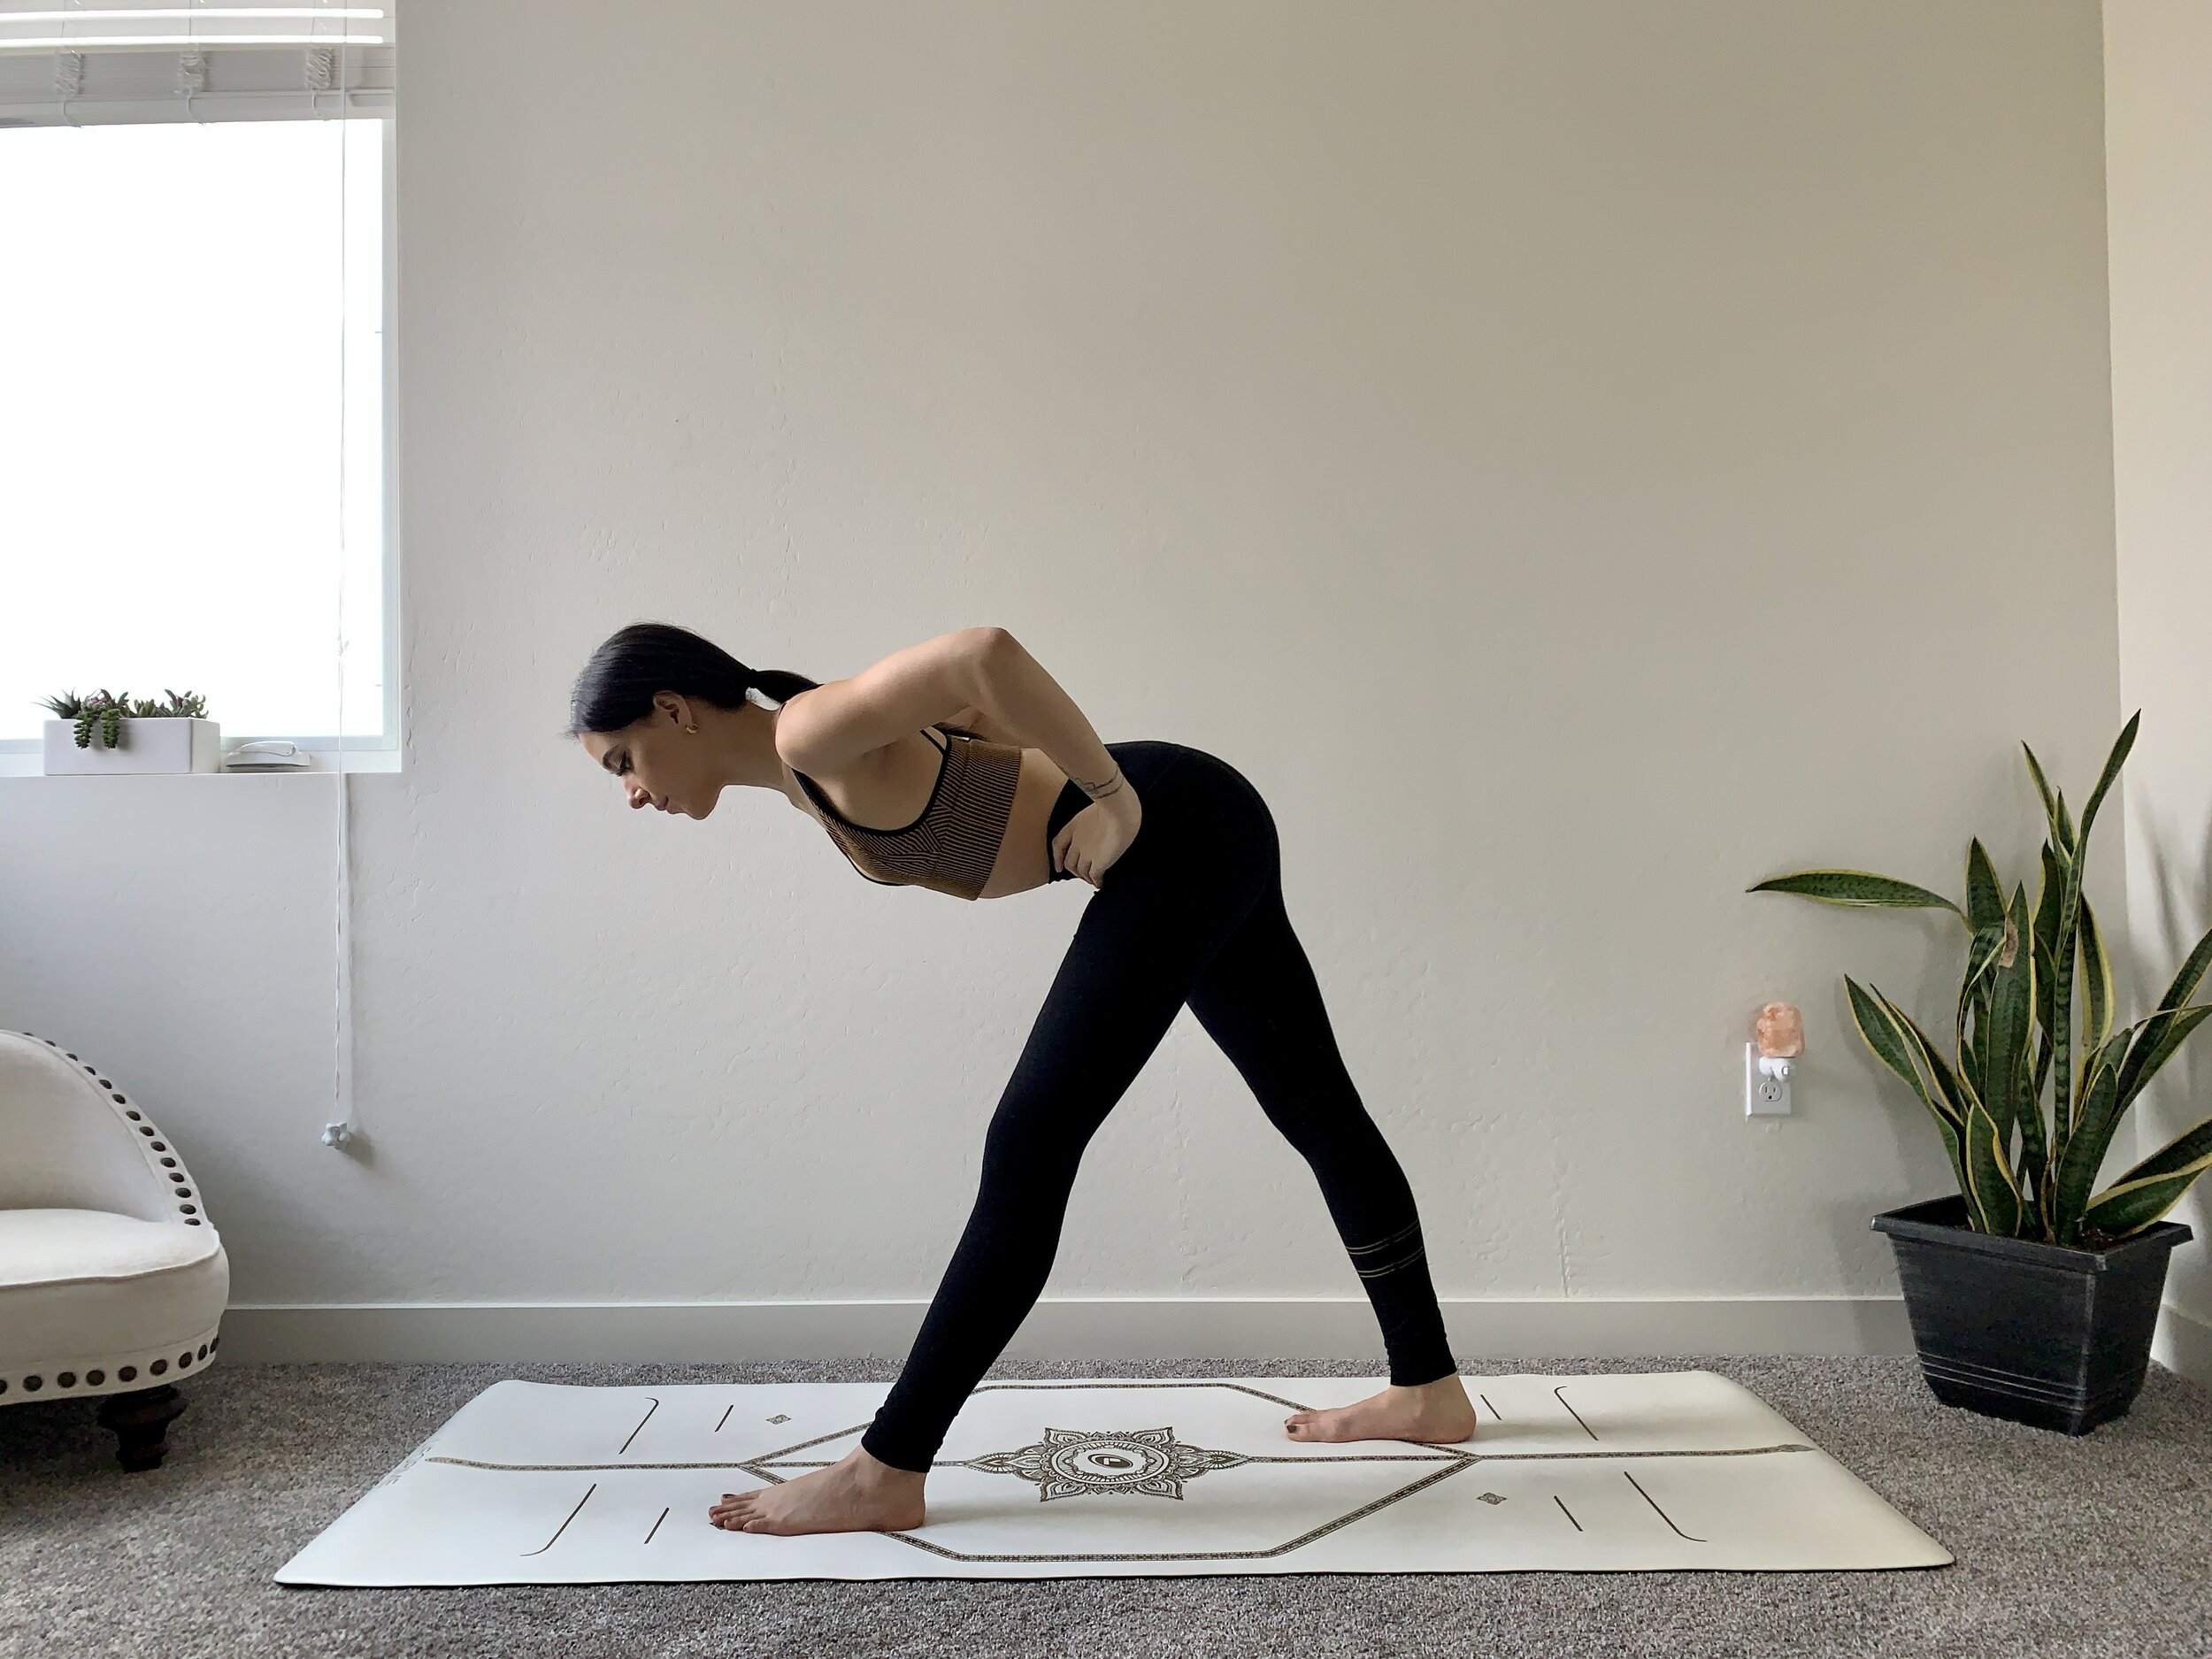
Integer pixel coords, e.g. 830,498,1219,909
96,1384,187,1472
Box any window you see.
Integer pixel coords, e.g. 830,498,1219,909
0,6,397,772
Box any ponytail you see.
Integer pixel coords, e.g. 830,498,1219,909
565,621,818,737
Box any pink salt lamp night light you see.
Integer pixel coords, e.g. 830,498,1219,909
1755,1002,1803,1079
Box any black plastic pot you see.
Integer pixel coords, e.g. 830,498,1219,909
1872,1194,2192,1434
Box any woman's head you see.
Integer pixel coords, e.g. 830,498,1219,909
567,622,818,817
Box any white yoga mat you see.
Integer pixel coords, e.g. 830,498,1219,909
274,1371,1952,1584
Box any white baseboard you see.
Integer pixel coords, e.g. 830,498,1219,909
2154,1302,2212,1387
214,1295,1915,1365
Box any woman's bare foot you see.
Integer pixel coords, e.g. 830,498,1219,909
1284,1373,1478,1444
709,1444,926,1536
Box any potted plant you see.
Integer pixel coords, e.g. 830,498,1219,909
1752,710,2208,1434
39,688,221,775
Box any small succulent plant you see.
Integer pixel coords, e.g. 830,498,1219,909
40,688,211,749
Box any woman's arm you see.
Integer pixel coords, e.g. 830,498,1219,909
774,627,1000,772
969,634,1126,806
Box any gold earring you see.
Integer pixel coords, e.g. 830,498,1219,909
685,723,699,733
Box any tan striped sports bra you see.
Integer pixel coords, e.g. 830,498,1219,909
790,725,1025,901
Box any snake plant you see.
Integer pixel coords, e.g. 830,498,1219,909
39,688,209,749
1751,710,2212,1247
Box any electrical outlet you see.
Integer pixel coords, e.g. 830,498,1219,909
1745,1041,1792,1117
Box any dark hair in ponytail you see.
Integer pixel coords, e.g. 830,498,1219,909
565,621,818,738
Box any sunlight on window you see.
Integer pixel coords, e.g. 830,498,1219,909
0,119,385,743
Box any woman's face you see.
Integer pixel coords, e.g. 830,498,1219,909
578,696,718,818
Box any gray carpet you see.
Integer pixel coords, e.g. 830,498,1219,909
4,1355,2208,1658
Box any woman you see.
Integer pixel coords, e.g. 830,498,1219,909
567,621,1474,1538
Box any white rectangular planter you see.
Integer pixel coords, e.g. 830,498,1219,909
42,717,222,775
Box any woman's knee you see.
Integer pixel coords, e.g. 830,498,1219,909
977,1110,1085,1196
1259,1090,1365,1159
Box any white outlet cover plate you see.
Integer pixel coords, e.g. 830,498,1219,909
1746,1041,1792,1117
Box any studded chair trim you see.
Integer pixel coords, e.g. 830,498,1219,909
2,1029,212,1230
0,1029,226,1406
0,1322,225,1402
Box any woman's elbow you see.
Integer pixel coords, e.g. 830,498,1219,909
967,627,1023,683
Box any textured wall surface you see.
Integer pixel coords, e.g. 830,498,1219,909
0,1,2127,1314
2108,0,2212,1333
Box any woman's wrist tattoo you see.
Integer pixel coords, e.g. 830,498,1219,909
1073,764,1124,801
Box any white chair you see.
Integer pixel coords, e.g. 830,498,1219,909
0,1028,228,1470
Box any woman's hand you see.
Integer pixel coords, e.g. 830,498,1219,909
1053,789,1142,887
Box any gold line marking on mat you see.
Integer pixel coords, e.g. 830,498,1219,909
764,1452,1471,1470
744,1422,872,1461
1623,1470,1706,1543
1479,1393,1501,1422
618,1397,658,1456
1555,1494,1581,1532
521,1481,595,1555
714,1404,733,1434
644,1506,669,1546
424,1443,1811,1475
970,1379,1319,1413
872,1461,1479,1564
1553,1386,1599,1441
434,1457,780,1471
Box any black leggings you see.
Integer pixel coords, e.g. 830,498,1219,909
858,741,1457,1474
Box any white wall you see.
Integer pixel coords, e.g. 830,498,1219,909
0,1,2127,1354
2107,0,2212,1383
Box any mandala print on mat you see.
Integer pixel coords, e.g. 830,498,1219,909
968,1426,1248,1502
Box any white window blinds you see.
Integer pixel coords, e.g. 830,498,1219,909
0,2,393,125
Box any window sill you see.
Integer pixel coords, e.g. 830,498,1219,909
0,746,402,778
